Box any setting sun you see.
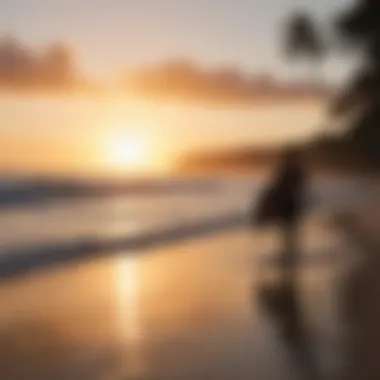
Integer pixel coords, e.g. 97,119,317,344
108,133,150,170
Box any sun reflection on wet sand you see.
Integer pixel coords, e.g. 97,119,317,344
0,224,353,380
115,256,144,377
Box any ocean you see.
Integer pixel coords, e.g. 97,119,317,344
0,176,365,255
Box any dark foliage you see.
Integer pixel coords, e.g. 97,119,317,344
284,13,325,62
333,0,380,163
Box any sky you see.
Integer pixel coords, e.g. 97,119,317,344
0,0,355,176
0,0,351,80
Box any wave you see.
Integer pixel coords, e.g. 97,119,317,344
0,212,248,279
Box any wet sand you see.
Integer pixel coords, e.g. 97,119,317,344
332,202,380,380
0,218,358,380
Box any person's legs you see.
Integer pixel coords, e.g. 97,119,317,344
280,220,299,285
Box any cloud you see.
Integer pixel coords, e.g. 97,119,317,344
0,35,328,101
126,59,328,104
0,35,88,91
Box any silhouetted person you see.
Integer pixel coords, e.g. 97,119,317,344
252,147,307,282
252,148,317,378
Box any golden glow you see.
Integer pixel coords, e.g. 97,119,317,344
117,256,141,341
116,256,144,376
107,132,150,171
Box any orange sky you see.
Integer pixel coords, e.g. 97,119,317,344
0,0,346,176
0,96,327,176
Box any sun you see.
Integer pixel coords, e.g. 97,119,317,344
108,133,149,170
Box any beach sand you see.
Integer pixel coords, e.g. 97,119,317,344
0,215,360,380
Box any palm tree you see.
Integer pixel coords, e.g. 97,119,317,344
332,0,380,163
284,12,326,86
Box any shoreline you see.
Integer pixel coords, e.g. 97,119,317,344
0,213,247,280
